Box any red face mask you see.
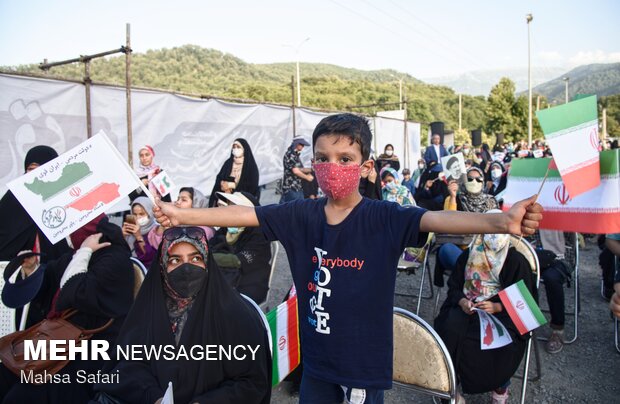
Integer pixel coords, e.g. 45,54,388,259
312,162,361,200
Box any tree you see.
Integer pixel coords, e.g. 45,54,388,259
485,77,517,141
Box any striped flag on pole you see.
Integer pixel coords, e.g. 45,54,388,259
503,150,620,233
267,291,300,386
498,280,547,335
535,95,600,198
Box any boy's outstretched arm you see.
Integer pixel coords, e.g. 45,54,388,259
420,194,543,236
153,199,259,228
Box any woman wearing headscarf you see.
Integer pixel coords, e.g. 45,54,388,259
148,187,215,249
434,227,536,403
130,145,171,202
123,196,159,268
0,145,70,262
435,167,499,288
380,167,415,206
375,144,401,172
486,161,508,197
210,192,272,304
93,226,271,404
208,139,259,207
445,167,499,213
0,214,134,402
414,161,449,211
411,158,426,189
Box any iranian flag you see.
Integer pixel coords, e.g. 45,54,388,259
503,150,620,234
499,280,547,335
267,289,300,386
535,95,600,197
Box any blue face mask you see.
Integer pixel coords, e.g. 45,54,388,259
228,227,240,234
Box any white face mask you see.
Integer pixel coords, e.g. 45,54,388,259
232,148,244,158
418,163,425,170
491,169,502,179
463,149,470,155
465,180,483,194
137,217,150,227
385,150,394,157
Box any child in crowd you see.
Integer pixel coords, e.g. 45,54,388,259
153,113,542,404
401,168,416,196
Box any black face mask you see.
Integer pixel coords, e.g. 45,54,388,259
167,263,207,298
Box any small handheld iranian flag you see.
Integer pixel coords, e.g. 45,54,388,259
267,288,300,386
499,280,547,335
536,95,600,198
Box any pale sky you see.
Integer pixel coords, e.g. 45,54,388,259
0,0,618,78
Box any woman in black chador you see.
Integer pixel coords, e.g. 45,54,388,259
93,226,271,404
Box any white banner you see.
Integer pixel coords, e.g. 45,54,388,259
1,73,422,199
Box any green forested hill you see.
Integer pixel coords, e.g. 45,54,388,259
3,44,618,142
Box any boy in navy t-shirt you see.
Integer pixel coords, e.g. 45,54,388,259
154,114,543,403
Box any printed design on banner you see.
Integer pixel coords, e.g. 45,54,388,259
553,184,571,205
67,183,121,211
25,162,92,201
41,206,66,229
0,97,120,197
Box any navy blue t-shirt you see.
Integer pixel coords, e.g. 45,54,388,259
255,197,427,389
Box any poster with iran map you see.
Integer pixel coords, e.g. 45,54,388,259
8,131,144,244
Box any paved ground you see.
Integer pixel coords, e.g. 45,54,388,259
259,184,620,403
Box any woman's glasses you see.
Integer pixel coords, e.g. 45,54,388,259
163,226,206,242
467,177,483,183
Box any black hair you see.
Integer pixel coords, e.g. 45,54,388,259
179,187,195,200
312,113,372,161
446,156,459,169
384,144,394,151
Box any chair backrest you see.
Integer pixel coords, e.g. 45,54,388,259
393,307,456,403
241,293,273,357
509,235,541,287
398,232,434,269
129,257,147,299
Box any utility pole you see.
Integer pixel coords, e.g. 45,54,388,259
125,23,133,166
563,76,570,104
536,95,540,111
291,76,297,137
458,94,462,130
526,13,533,147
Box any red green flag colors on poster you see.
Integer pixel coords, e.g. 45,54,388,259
535,95,600,198
499,280,547,335
7,131,146,244
503,150,620,233
267,287,300,386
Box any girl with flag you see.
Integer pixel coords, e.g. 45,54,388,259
434,219,537,404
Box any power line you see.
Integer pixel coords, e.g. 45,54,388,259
328,0,477,75
385,0,495,69
360,0,490,71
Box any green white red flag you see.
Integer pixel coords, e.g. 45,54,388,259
267,287,300,386
7,131,145,244
535,95,600,198
498,280,547,335
503,150,620,233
